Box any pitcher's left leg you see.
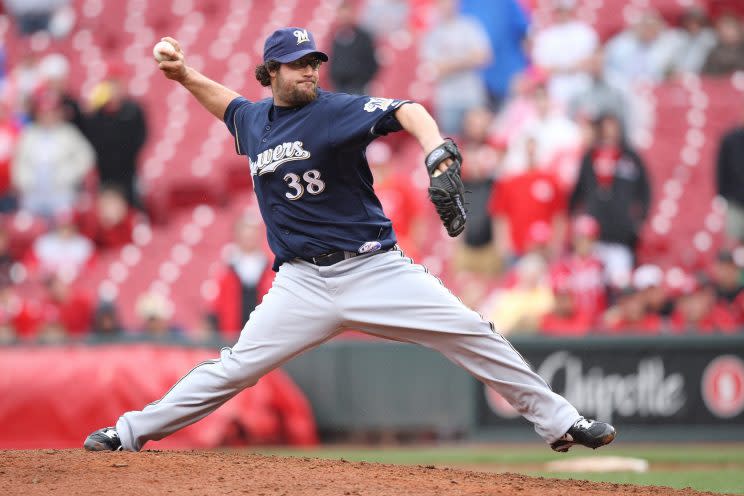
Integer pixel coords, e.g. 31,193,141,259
338,251,591,445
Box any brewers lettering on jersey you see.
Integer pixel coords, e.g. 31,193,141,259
228,90,408,270
83,26,615,454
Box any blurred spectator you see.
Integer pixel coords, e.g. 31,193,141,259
84,64,147,208
550,215,607,325
2,0,72,36
40,272,94,337
540,280,593,336
329,2,378,95
460,0,529,109
451,270,490,312
602,287,663,334
2,49,34,126
569,113,651,288
136,291,187,343
530,0,598,104
499,79,583,187
36,321,67,343
633,263,674,318
0,281,39,340
11,88,94,219
76,185,137,250
670,273,738,334
489,136,566,263
0,322,16,344
604,10,680,87
0,44,5,83
192,314,221,345
208,215,273,339
569,50,628,131
0,97,20,212
490,69,542,150
369,142,425,259
6,50,42,121
27,211,94,279
37,53,84,130
360,0,409,37
670,7,717,74
420,0,491,135
482,253,554,335
455,107,502,274
710,250,743,303
523,221,555,262
702,13,744,75
0,222,16,285
716,111,744,244
86,300,126,343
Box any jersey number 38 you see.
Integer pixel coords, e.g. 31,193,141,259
283,169,326,200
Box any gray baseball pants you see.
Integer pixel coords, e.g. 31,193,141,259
116,249,580,451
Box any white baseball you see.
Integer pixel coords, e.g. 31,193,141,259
153,40,176,62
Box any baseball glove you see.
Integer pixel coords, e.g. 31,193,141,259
425,139,467,237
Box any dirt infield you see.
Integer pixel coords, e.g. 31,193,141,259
0,449,728,496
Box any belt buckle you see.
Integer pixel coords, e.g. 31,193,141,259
311,251,339,266
310,250,359,266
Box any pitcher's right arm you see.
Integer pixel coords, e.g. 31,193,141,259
156,36,241,120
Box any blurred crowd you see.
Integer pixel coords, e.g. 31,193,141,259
358,0,744,337
2,0,744,345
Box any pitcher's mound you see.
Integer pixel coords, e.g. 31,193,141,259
0,449,720,496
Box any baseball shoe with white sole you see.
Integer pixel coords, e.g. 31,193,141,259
550,417,616,452
83,427,123,451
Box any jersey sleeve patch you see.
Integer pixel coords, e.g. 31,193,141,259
364,97,395,113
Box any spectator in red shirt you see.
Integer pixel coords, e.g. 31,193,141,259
368,141,425,258
670,273,738,334
39,272,94,338
550,214,607,325
489,136,567,264
76,185,138,250
540,275,593,337
208,213,274,339
0,281,40,341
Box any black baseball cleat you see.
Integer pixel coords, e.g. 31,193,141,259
550,418,616,453
84,427,123,451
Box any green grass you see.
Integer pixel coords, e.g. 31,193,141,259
532,470,744,495
253,443,744,495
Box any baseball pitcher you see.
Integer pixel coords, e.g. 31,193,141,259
84,27,615,453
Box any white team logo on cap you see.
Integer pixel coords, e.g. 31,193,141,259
294,29,310,44
364,97,394,113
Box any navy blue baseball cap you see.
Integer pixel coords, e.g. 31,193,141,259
263,27,329,63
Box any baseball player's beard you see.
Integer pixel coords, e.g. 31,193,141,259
276,74,318,106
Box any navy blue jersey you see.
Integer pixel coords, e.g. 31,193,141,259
224,89,411,270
